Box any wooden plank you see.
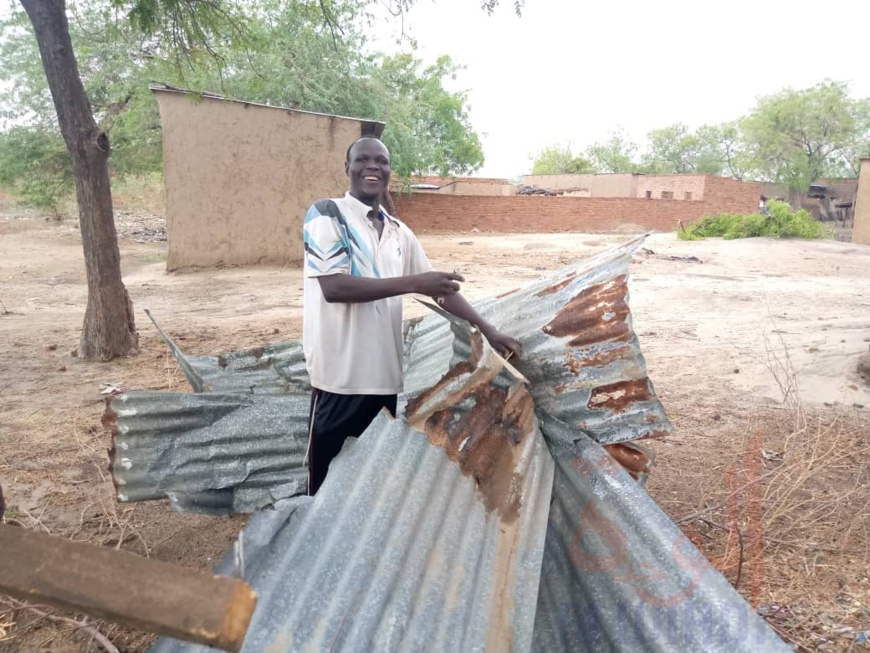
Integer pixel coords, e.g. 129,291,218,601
0,524,257,652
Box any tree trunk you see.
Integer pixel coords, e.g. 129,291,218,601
21,0,138,361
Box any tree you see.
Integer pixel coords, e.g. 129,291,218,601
530,143,595,175
709,122,755,181
20,0,138,360
740,81,870,191
13,0,517,360
642,123,725,175
2,0,492,192
584,129,640,173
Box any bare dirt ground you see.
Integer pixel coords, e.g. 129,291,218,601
1,201,869,652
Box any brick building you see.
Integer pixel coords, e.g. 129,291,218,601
393,175,762,234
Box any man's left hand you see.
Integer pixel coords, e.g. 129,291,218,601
482,328,522,360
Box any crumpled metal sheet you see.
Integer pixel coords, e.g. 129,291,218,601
109,236,668,511
144,309,310,395
473,237,670,447
531,415,790,652
153,324,555,653
104,392,308,513
107,235,789,652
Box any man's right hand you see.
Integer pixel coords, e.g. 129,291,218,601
412,271,464,298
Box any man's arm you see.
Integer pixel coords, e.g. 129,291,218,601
317,271,463,304
439,293,522,359
318,274,521,358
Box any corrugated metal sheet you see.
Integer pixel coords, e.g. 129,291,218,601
144,309,310,395
104,235,789,652
154,326,555,652
111,236,666,511
473,237,670,447
532,415,790,652
105,392,308,513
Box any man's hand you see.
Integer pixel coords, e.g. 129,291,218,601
412,271,464,298
481,327,522,360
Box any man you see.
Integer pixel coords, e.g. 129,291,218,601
302,136,521,494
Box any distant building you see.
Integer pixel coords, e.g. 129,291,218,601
392,174,763,234
520,173,712,201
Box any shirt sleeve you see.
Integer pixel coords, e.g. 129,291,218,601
404,230,433,276
303,203,351,278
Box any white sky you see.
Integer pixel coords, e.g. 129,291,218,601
376,0,870,177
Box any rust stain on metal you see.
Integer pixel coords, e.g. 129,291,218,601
587,378,652,413
534,273,577,298
416,383,534,523
579,344,634,368
406,332,534,522
564,354,582,376
495,287,521,299
603,442,651,480
563,344,635,378
542,275,630,347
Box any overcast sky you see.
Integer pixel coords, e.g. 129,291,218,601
3,0,868,179
376,0,870,178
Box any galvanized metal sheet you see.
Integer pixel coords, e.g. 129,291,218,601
153,331,555,653
114,236,666,511
125,235,791,652
471,236,671,447
144,309,310,395
105,392,309,513
531,415,790,652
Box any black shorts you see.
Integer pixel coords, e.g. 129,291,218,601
306,389,397,495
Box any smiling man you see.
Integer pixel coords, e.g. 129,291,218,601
302,136,521,494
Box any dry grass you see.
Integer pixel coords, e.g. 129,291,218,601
677,336,870,652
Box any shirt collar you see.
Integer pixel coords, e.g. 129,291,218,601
343,192,399,226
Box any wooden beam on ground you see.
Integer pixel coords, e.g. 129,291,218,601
0,524,257,652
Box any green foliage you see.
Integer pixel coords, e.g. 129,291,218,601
678,201,830,241
0,0,487,209
642,122,735,175
583,129,641,173
531,143,594,175
741,81,870,191
0,127,73,212
533,83,869,186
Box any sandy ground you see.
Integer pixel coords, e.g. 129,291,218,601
1,206,869,651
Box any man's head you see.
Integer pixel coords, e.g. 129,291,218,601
346,137,391,205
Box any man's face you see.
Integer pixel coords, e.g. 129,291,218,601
346,138,391,203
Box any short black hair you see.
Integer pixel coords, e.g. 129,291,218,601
346,136,387,163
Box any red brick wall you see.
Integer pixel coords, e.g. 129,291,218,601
702,176,762,215
391,176,763,233
392,194,702,233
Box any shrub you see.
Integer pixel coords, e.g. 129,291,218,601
0,127,73,215
678,201,830,241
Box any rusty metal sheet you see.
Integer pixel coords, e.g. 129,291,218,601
110,236,665,511
471,235,671,448
109,236,792,652
152,322,555,653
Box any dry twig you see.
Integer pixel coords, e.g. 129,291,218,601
0,598,119,653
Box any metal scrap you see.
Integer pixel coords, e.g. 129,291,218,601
102,235,790,652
